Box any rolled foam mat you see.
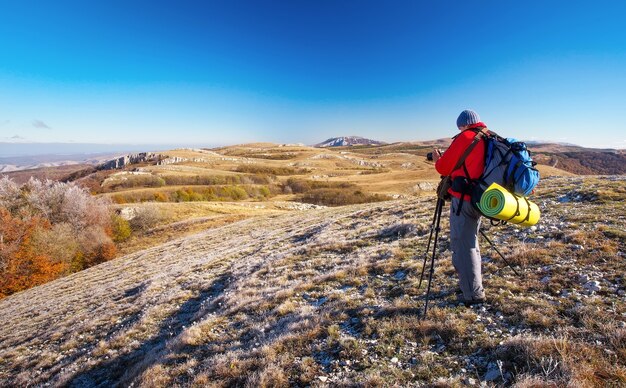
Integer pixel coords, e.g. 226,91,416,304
477,182,540,227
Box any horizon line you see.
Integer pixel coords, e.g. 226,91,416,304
2,139,626,153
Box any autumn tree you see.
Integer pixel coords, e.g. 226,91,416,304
0,208,66,297
0,177,117,297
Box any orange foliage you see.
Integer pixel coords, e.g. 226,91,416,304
0,208,68,298
153,192,168,202
84,241,117,268
0,178,119,298
112,194,126,204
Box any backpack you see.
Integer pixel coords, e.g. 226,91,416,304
477,132,540,197
448,128,540,216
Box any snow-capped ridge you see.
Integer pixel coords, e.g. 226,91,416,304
315,136,386,148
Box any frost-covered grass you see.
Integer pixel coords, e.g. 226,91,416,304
0,176,624,386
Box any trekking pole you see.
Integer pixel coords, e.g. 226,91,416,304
418,198,443,289
423,198,445,318
479,229,521,277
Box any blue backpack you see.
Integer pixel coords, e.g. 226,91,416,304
479,133,540,197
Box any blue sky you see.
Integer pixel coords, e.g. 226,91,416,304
0,0,625,149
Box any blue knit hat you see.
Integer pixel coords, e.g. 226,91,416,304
456,109,481,128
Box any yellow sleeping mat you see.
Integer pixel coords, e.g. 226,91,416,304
477,182,540,227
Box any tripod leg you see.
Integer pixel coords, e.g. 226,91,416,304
479,229,521,277
418,199,442,289
423,198,445,318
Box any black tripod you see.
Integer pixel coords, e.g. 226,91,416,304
417,198,521,318
417,197,445,318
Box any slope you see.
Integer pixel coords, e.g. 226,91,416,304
0,176,624,386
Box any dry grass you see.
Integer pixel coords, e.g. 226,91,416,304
110,201,287,256
90,143,578,262
0,176,623,386
97,143,470,202
95,144,445,256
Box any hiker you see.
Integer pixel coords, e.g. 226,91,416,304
431,109,487,305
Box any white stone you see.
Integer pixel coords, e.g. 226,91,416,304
119,207,137,220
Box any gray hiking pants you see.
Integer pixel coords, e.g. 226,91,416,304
450,197,485,300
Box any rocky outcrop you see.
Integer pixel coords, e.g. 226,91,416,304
157,156,208,166
97,152,161,170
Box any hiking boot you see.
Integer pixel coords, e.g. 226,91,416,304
457,295,486,306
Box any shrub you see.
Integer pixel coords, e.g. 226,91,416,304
111,214,132,242
153,192,169,202
161,174,272,186
0,177,25,214
242,152,299,160
162,175,240,186
30,222,79,269
299,188,389,207
0,177,117,297
189,192,204,201
129,205,163,232
173,189,190,202
76,226,117,268
111,184,277,204
283,178,354,194
112,194,127,204
240,174,273,185
259,186,271,198
105,174,165,190
358,168,390,175
235,165,309,176
223,186,248,200
0,208,66,297
12,178,112,232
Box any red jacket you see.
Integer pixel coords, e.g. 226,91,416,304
435,125,486,200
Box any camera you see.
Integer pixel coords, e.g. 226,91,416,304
427,148,446,161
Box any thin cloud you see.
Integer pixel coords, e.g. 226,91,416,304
11,135,25,140
32,119,51,129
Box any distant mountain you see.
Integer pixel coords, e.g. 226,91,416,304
0,153,115,173
0,164,97,185
315,136,386,148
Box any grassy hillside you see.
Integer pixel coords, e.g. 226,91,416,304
92,144,571,258
341,141,626,175
0,176,624,386
0,143,579,297
532,150,626,175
